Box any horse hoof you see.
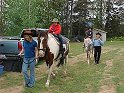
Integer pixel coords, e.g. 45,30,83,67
52,73,56,77
51,72,56,77
88,62,90,65
64,71,67,76
51,73,56,79
45,83,49,87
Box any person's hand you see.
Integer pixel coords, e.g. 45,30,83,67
35,56,39,59
18,53,22,56
35,57,39,65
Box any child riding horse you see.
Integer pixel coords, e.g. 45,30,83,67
84,36,93,64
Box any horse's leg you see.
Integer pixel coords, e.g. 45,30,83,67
89,46,93,60
64,54,68,75
87,51,90,64
45,61,54,87
86,51,89,64
54,60,60,74
51,71,56,77
51,61,57,77
90,46,93,59
92,46,94,54
89,51,91,60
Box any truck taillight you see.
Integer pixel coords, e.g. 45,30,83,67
18,41,22,51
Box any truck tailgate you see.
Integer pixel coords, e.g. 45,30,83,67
0,40,19,55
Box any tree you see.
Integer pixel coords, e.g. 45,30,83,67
3,0,66,35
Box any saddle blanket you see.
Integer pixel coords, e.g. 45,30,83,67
54,35,70,44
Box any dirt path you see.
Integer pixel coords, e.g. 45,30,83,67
69,47,117,93
0,86,23,93
98,60,115,93
68,46,117,66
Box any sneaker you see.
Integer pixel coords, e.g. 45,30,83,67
24,83,29,87
95,61,98,65
28,83,34,88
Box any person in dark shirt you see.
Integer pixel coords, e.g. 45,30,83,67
85,28,93,39
19,30,38,87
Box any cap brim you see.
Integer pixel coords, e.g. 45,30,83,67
22,33,32,37
96,34,101,36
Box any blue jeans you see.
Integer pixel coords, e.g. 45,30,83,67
22,57,35,87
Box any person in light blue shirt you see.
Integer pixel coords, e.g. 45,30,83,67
93,32,104,64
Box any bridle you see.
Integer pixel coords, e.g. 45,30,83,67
37,30,48,54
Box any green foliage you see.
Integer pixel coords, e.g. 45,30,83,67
2,0,124,38
3,0,66,36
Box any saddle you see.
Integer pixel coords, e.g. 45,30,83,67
53,35,70,44
53,35,70,67
53,34,70,54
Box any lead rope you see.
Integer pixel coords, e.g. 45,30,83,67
23,58,35,64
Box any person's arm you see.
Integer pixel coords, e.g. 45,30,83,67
55,25,61,34
18,48,24,56
49,25,54,33
35,47,39,59
99,39,104,46
92,39,95,46
34,41,38,59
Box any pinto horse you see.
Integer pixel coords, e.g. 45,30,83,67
37,30,69,87
84,37,93,64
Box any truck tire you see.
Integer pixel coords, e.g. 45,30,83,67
12,57,23,72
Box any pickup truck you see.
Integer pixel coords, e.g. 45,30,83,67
0,37,22,59
0,36,23,71
0,28,48,72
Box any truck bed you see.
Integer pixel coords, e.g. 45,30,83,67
0,40,19,54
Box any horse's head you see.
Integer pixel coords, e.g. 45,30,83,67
84,38,92,50
37,30,48,57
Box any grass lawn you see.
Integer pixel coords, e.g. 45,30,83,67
69,42,84,56
23,42,105,93
1,41,124,93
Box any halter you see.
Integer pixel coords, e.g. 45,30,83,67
37,30,48,54
38,48,46,52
